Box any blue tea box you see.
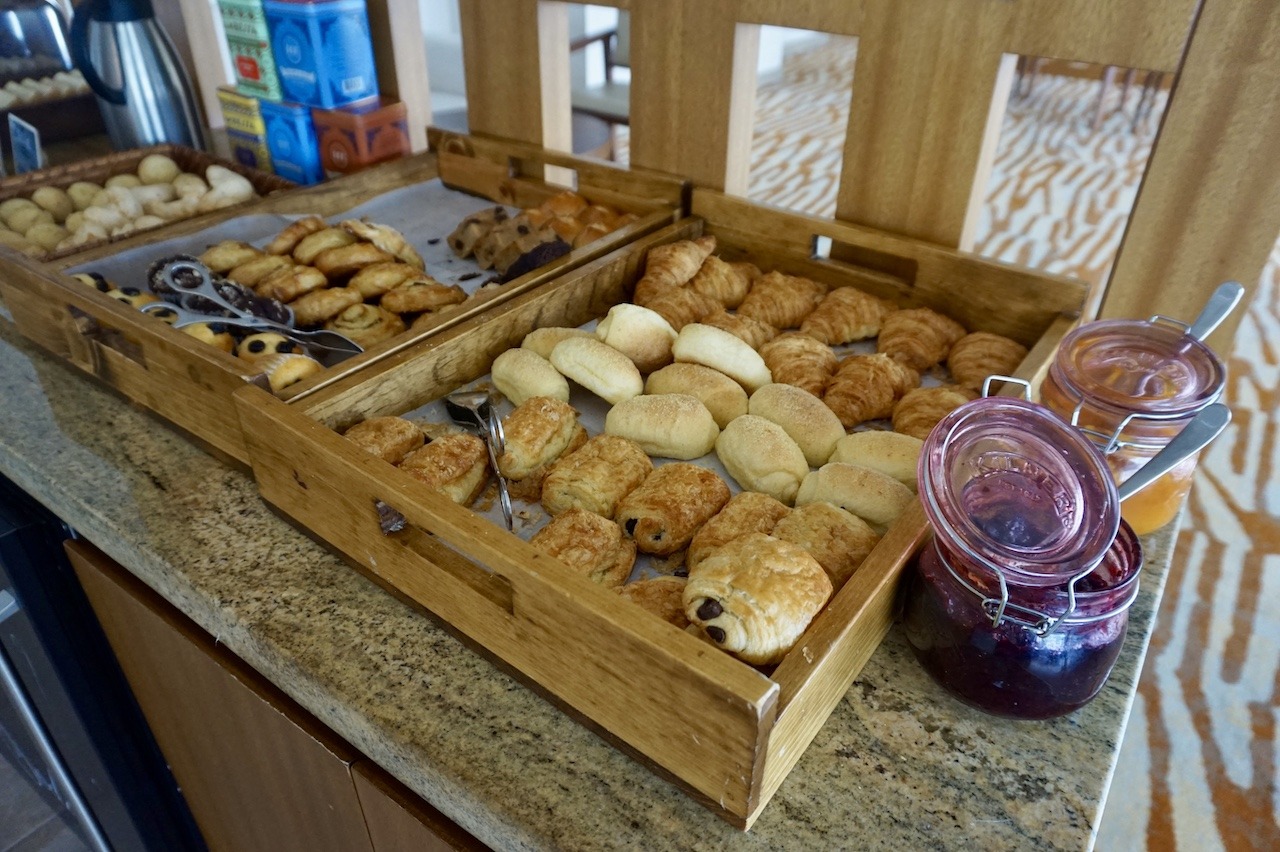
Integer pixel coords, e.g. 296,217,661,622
259,98,324,184
263,0,379,109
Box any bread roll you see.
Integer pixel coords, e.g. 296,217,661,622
795,462,915,531
24,222,67,251
491,348,570,405
31,187,73,222
748,383,846,467
605,393,719,460
828,431,924,488
521,326,594,360
671,323,772,392
137,154,181,185
594,303,677,374
549,336,643,405
644,362,747,429
66,181,102,211
0,198,37,227
105,174,142,190
9,206,52,234
715,414,810,504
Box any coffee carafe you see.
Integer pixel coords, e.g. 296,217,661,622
69,0,205,149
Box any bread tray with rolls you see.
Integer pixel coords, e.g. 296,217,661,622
232,188,1088,829
0,132,685,467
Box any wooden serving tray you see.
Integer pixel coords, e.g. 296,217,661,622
0,133,685,466
233,189,1087,829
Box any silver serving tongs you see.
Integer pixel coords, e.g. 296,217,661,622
444,390,514,531
1117,403,1231,502
139,259,364,362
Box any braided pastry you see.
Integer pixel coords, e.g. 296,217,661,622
737,271,827,329
823,353,920,428
800,286,895,345
877,307,967,371
758,333,838,397
892,384,978,440
946,331,1029,391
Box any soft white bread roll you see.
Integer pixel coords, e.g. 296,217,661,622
672,323,772,392
0,197,38,225
605,393,719,460
172,173,208,198
137,153,181,185
828,431,924,489
104,174,142,190
24,222,67,251
491,347,570,405
521,326,594,360
644,362,747,429
595,303,677,373
550,336,643,405
8,206,52,234
749,383,846,467
30,187,73,222
66,181,102,211
715,414,810,504
796,462,915,531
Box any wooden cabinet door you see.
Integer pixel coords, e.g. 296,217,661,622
352,761,490,852
67,540,375,852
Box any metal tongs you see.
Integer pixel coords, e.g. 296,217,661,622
444,390,514,531
139,259,364,364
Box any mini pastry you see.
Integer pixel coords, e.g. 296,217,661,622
683,533,832,665
106,287,160,308
448,206,509,257
687,491,791,572
671,323,772,392
226,254,294,289
545,214,583,245
616,463,731,556
180,322,235,353
687,255,754,309
604,393,720,460
572,221,611,248
758,333,838,397
795,462,915,531
947,331,1029,392
892,384,978,441
636,284,720,331
471,216,534,270
326,303,406,349
521,326,594,360
631,236,716,301
292,227,357,265
699,309,779,350
289,286,363,327
236,331,299,364
255,264,328,302
541,434,653,518
313,242,395,280
497,396,581,481
491,347,570,405
737,271,827,329
538,190,589,218
529,507,635,588
578,203,617,227
877,307,967,371
340,219,424,269
748,383,846,467
800,286,895,345
348,261,420,299
644,363,748,429
617,576,689,628
549,337,644,405
594,303,677,374
823,353,920,428
148,306,180,324
398,433,489,505
380,277,467,314
265,215,328,255
198,239,262,273
72,271,113,293
715,414,810,505
772,502,880,591
828,431,924,488
342,416,425,465
256,352,323,393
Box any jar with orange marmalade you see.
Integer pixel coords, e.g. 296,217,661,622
1039,317,1226,535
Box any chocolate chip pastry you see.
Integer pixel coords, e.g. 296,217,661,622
615,463,731,556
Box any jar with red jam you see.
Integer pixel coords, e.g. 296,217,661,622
901,395,1143,720
1039,317,1225,535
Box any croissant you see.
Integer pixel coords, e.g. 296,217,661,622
877,307,967,371
947,331,1029,391
737,271,827,329
687,255,753,309
632,236,716,301
823,353,920,428
758,333,839,397
700,309,779,350
638,284,721,330
892,384,978,440
800,287,895,345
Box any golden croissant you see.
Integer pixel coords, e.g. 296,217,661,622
800,287,895,345
632,236,716,301
892,384,978,440
877,307,967,372
759,332,839,397
637,284,720,330
700,309,779,350
737,271,827,329
687,255,754,309
823,353,920,428
947,331,1029,391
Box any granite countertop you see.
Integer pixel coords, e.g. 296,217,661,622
0,317,1175,851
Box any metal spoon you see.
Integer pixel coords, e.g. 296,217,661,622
1117,403,1231,502
445,389,514,531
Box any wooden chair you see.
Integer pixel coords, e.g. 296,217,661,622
569,10,631,129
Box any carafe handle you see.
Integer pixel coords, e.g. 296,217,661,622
69,3,127,106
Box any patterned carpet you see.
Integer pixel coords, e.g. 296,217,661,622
618,37,1280,851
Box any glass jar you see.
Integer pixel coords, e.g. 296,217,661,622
1040,317,1225,535
902,396,1143,719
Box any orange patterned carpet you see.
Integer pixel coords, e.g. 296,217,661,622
619,38,1280,850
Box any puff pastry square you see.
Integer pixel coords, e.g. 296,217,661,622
529,508,636,587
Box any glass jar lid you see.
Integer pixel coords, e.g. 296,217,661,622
919,396,1121,586
1052,318,1225,420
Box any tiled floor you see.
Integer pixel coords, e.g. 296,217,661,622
0,744,88,852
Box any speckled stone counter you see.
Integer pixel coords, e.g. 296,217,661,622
0,317,1175,851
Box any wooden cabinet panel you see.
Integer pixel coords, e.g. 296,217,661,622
67,540,375,852
353,762,490,852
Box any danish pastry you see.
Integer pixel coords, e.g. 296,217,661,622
348,261,420,299
643,363,748,429
491,347,570,405
823,353,920,428
800,286,895,345
828,431,924,488
226,254,294,288
325,303,406,348
795,462,915,531
631,236,716,301
199,239,262,273
892,384,978,441
687,255,753,309
748,382,846,467
236,332,299,363
340,219,424,269
380,278,467,314
877,307,967,371
497,396,581,481
314,242,395,280
737,271,827,329
255,264,327,302
715,414,810,505
594,303,677,374
292,227,357,265
671,323,772,392
699,309,779,350
616,576,689,629
256,352,323,393
541,434,652,518
549,336,644,405
616,463,731,556
289,286,363,327
265,215,327,255
684,533,832,665
687,491,791,572
946,331,1029,392
604,393,720,460
758,333,838,398
529,507,635,588
772,501,880,590
179,322,235,353
342,416,424,465
398,433,489,505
